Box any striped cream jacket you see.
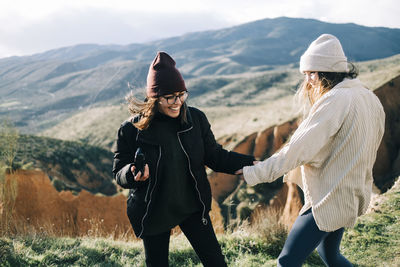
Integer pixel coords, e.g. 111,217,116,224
243,78,385,231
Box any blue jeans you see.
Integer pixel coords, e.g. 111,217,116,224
278,209,353,267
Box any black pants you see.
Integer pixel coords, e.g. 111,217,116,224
142,212,227,267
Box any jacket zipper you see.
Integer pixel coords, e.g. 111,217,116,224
138,145,162,238
177,127,208,226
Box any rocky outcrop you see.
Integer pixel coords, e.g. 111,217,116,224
372,75,400,191
13,134,117,196
212,74,400,228
210,118,301,227
7,170,131,238
210,119,299,205
5,170,224,237
208,133,257,203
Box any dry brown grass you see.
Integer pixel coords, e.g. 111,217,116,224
229,207,288,243
0,213,135,242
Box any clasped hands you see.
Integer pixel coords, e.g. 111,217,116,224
235,161,260,177
131,160,259,182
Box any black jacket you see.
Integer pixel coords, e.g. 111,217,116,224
112,106,254,237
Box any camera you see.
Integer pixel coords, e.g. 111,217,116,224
134,147,145,175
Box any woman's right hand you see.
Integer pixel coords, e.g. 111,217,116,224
235,161,260,176
131,164,150,181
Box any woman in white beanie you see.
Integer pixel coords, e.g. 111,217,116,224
237,34,385,266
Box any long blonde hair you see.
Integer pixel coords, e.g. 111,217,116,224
295,63,359,116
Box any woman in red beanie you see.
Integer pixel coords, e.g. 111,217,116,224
112,51,254,267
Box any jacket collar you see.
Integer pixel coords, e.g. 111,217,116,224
334,78,363,89
133,106,193,145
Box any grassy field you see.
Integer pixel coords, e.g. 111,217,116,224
1,177,399,267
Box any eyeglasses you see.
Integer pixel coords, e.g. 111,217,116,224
161,91,188,105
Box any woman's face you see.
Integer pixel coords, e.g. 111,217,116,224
304,71,319,88
158,91,188,118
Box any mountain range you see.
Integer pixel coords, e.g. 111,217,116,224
1,16,400,133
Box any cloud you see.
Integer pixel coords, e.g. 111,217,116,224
0,7,230,57
0,0,398,58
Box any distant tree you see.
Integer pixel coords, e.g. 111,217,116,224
0,119,19,235
0,119,19,171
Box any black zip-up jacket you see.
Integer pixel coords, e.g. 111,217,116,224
112,106,254,238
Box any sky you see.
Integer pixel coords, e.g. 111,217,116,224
0,0,399,58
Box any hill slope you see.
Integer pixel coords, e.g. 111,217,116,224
12,134,116,195
42,54,400,149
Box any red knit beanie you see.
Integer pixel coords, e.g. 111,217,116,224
146,52,187,98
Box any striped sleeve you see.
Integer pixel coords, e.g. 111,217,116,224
243,89,352,186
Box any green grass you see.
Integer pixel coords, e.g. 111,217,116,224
2,178,399,266
341,178,400,266
0,234,322,267
0,236,144,266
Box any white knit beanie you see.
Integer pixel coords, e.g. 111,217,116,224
299,34,348,73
